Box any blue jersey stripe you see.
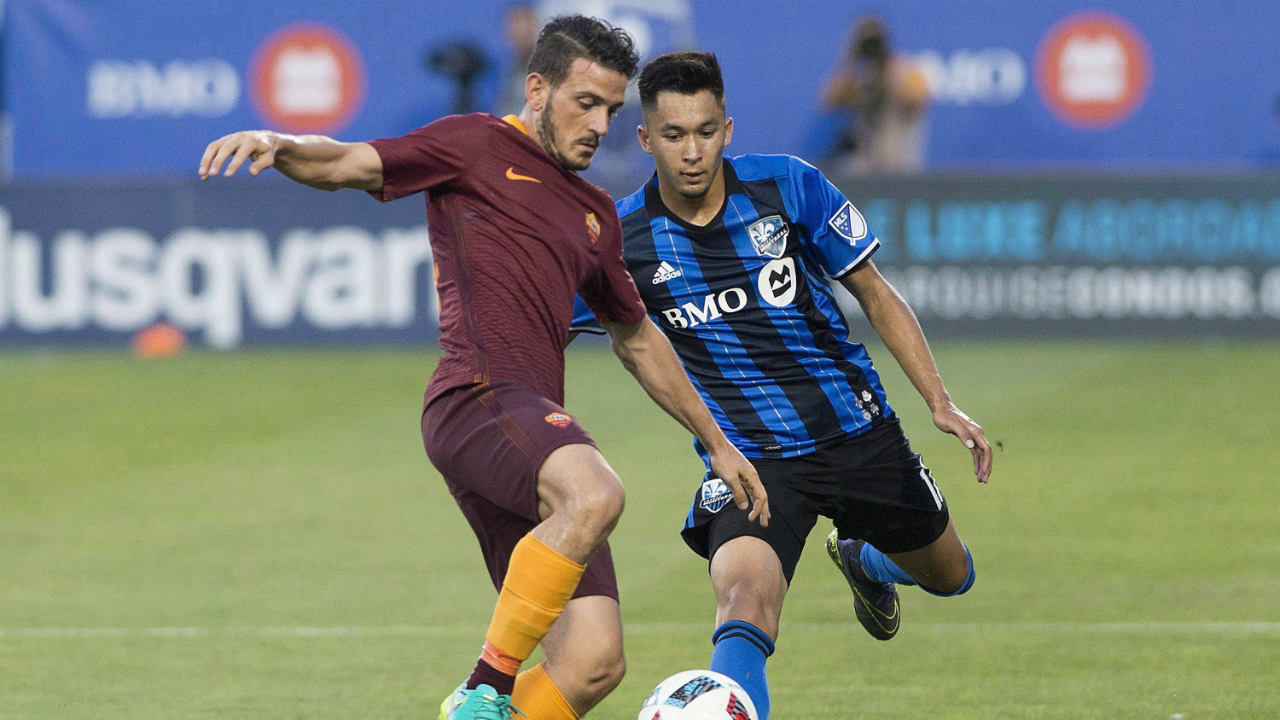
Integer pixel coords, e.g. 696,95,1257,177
797,258,894,414
615,156,898,460
753,157,894,423
684,364,760,458
622,206,775,449
663,195,840,452
720,191,869,437
653,214,808,450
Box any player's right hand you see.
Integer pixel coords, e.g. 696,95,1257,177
199,130,282,180
709,446,770,527
932,402,993,483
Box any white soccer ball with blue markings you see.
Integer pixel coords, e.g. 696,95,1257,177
637,669,758,720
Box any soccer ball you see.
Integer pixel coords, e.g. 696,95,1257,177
636,669,759,720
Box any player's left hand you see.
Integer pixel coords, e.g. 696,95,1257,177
708,447,770,527
932,403,992,483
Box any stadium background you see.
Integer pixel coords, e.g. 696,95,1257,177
2,2,1277,719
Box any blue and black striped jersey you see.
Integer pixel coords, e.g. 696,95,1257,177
572,154,893,462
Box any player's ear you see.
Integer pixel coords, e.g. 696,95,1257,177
526,73,550,112
723,116,734,147
637,123,652,154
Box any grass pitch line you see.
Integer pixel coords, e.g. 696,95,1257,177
3,621,1279,639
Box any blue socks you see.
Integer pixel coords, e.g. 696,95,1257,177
859,542,917,585
860,542,976,596
711,621,774,720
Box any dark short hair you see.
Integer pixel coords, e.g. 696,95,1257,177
638,51,725,113
527,15,639,86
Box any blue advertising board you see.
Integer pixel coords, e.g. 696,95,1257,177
5,0,1280,177
2,173,1278,347
0,179,436,347
837,174,1280,337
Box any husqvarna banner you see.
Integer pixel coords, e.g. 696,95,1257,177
1,175,1278,347
0,180,435,348
5,0,1280,176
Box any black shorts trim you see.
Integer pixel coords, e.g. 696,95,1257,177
682,417,950,582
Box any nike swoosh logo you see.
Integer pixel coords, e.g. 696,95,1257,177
854,587,900,623
506,167,541,183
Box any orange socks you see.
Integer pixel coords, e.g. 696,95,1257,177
488,533,585,660
513,663,580,720
467,534,586,695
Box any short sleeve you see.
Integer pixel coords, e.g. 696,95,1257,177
577,217,646,327
568,296,607,335
788,157,880,278
366,115,479,202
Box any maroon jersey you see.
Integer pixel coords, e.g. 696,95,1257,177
368,113,645,406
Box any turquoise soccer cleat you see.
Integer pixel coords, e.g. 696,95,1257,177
438,683,523,720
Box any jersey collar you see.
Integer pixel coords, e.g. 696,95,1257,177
502,114,530,136
646,158,740,235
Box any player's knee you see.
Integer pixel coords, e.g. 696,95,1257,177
721,579,782,637
569,472,626,534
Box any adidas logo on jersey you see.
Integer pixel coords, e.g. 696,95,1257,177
652,261,683,284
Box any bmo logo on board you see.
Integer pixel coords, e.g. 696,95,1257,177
250,23,366,133
1035,11,1151,129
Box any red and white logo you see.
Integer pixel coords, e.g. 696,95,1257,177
1035,11,1151,129
544,413,572,429
250,23,366,134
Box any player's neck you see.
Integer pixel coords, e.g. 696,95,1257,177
657,166,726,228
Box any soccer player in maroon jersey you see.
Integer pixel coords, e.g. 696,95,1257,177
198,16,768,720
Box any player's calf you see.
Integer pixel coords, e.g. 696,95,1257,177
709,537,785,719
916,545,975,597
550,647,626,709
874,520,976,597
520,595,626,717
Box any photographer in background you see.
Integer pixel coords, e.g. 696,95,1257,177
820,17,930,175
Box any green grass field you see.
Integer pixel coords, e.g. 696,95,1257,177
2,342,1278,720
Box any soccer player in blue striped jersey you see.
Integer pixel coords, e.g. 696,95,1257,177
570,52,993,719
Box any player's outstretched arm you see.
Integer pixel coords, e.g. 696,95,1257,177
601,317,770,526
198,130,383,192
840,260,993,483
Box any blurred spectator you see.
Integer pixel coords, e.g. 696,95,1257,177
820,17,930,174
427,41,489,115
495,2,539,117
1261,93,1280,166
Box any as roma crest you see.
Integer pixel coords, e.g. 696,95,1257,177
585,212,601,244
545,412,572,428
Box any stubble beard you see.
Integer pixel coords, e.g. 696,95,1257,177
537,105,591,172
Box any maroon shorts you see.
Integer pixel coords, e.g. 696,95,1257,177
422,380,618,601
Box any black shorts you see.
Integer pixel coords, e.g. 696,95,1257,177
680,416,949,583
